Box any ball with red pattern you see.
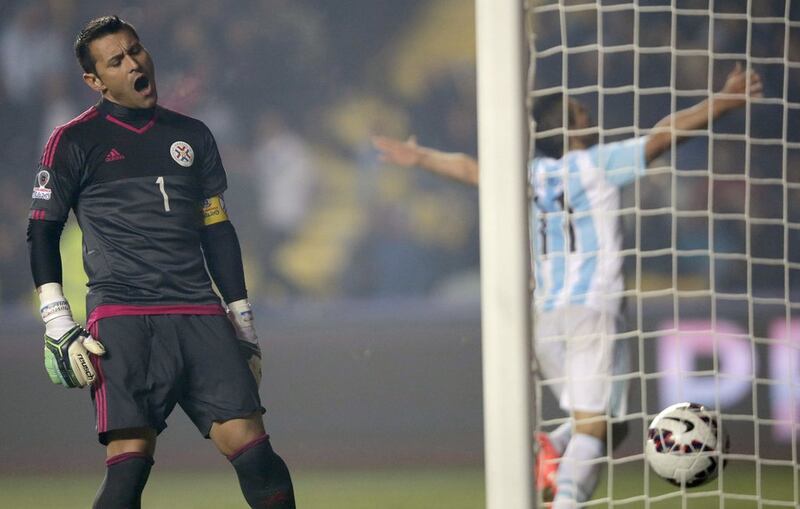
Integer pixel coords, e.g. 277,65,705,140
645,402,728,487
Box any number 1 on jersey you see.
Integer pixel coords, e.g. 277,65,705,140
156,176,171,212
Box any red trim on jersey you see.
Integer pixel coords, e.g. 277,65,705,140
226,433,270,462
41,108,99,167
94,356,107,433
104,113,157,134
86,303,226,331
106,452,153,466
89,320,108,434
30,209,46,220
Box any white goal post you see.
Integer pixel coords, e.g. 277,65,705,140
475,0,534,508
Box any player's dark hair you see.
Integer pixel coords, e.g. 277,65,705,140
530,92,574,159
75,15,139,74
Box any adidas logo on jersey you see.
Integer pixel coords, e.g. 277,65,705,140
105,148,125,162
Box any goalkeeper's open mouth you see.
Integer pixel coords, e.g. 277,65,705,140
133,75,153,96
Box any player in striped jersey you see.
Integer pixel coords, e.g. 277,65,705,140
372,63,761,507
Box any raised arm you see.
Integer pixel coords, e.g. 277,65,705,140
645,63,762,163
371,135,480,186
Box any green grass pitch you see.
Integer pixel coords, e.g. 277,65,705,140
0,462,794,508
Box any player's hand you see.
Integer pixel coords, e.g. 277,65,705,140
227,300,262,385
44,322,106,388
237,340,262,387
717,62,763,111
371,135,422,167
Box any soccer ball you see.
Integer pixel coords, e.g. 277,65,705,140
645,402,727,487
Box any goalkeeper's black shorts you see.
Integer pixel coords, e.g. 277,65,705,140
87,314,264,444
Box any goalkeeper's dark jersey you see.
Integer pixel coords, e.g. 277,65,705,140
29,99,226,314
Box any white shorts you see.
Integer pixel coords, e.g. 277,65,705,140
534,306,629,415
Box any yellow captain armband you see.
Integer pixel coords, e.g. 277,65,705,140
202,195,229,226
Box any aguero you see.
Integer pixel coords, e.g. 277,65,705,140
27,15,295,508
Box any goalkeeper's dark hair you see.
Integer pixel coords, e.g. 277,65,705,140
75,15,140,74
530,92,573,159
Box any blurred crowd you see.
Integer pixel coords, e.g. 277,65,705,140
0,0,797,308
0,0,479,308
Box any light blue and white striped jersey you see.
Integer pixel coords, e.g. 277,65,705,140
529,137,648,314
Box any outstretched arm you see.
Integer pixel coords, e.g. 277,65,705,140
371,135,480,186
645,63,762,163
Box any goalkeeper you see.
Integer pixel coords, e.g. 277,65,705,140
27,15,294,508
372,63,761,507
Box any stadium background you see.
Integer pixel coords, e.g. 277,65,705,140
0,1,797,507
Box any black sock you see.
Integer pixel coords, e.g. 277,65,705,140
228,434,296,508
93,453,153,509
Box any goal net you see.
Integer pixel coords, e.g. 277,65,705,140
525,1,799,507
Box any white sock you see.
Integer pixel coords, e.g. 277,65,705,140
548,422,573,455
552,433,605,508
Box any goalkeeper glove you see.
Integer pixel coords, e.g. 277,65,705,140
227,299,262,385
39,283,106,388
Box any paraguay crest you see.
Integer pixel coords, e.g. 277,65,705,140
32,170,52,200
170,141,194,167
